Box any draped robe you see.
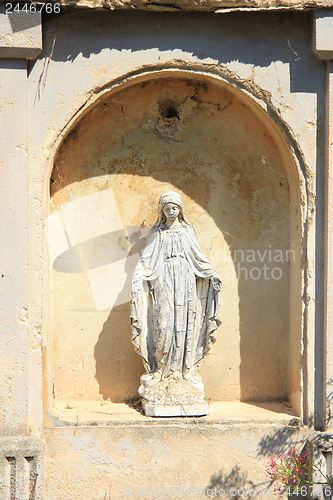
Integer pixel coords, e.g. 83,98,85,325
130,223,221,376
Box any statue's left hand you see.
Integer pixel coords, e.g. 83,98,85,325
211,275,222,292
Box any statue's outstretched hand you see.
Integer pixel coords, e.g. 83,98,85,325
211,275,222,292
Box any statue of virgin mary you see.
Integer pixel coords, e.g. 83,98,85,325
130,191,221,416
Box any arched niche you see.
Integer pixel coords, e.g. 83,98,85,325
47,71,305,414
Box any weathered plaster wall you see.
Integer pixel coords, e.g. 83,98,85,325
44,421,311,500
11,7,327,498
15,0,333,11
0,60,30,436
0,6,41,59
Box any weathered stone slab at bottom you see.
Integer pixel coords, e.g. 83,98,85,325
142,401,208,417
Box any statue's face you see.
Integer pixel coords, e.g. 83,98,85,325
163,203,180,222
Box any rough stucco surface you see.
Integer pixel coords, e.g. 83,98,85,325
5,6,325,497
0,61,29,435
44,423,311,500
0,9,42,59
6,0,333,10
325,63,333,427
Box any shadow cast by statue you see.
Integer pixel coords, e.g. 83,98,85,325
94,301,143,402
94,232,149,403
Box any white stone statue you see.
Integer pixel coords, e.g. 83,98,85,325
130,191,221,416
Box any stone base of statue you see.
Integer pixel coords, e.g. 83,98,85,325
142,401,208,417
138,372,208,417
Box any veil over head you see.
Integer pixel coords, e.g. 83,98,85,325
156,191,189,227
158,191,184,211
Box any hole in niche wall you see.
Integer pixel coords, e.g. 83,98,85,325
160,100,180,124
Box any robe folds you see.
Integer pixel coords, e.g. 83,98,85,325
130,223,221,376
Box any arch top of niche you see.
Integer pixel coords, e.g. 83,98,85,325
46,66,309,424
47,65,310,203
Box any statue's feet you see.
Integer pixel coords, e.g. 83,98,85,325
184,367,199,381
152,369,163,380
171,370,182,381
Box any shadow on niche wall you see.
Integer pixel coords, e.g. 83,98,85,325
94,245,144,402
94,302,143,403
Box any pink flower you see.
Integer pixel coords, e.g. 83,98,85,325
266,447,311,496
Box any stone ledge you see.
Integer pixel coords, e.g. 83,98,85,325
0,0,332,11
0,7,41,59
0,436,44,455
48,400,300,427
314,9,333,59
142,401,209,417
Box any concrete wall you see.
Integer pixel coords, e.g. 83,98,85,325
0,59,30,436
0,5,331,499
44,421,312,500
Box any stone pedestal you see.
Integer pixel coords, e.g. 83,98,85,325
139,373,208,417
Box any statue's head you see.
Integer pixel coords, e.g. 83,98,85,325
156,191,187,227
159,191,183,211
